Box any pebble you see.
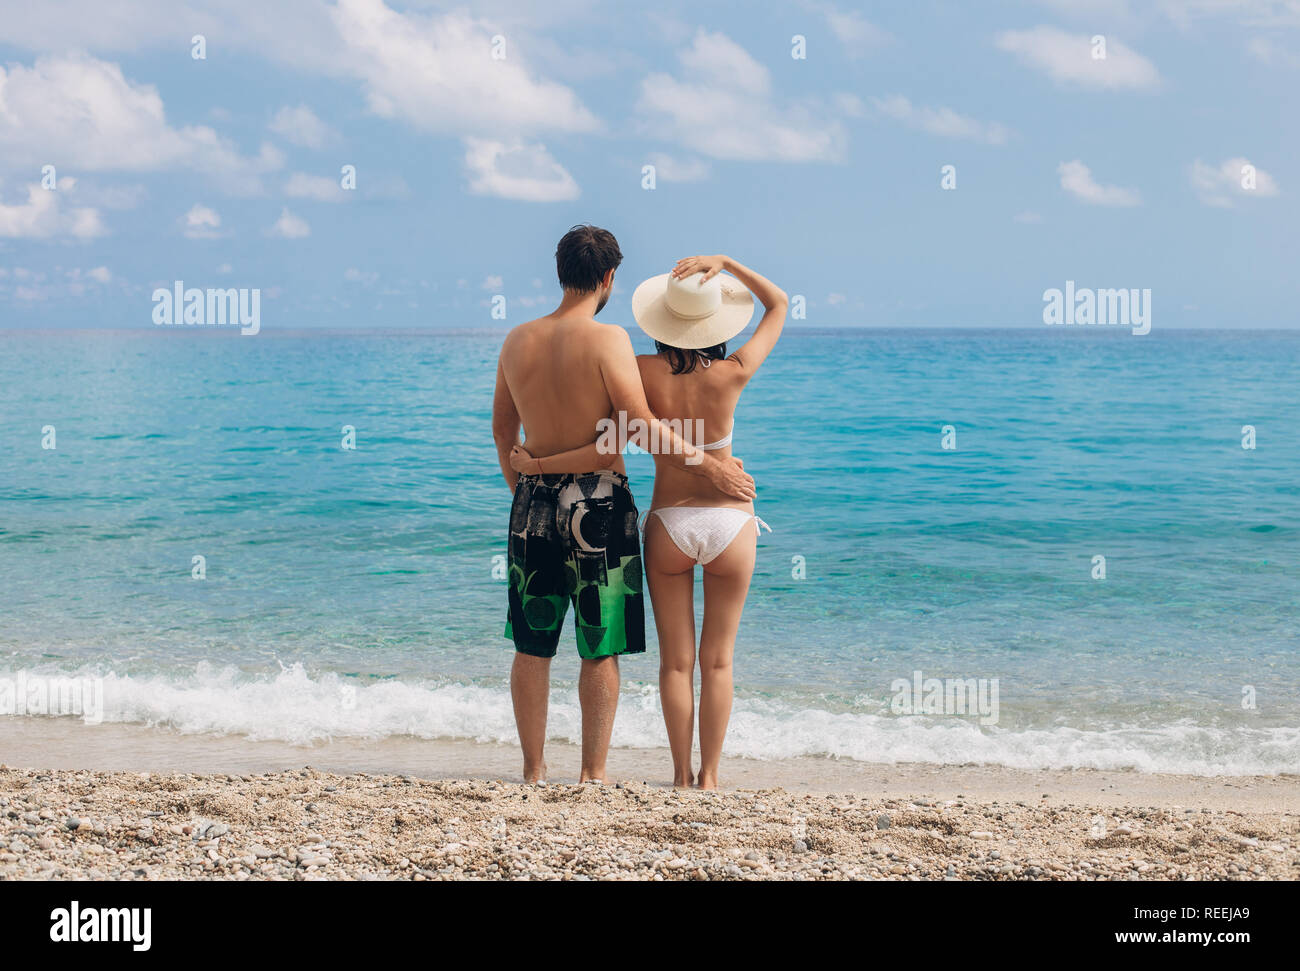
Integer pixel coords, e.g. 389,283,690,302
0,769,1292,882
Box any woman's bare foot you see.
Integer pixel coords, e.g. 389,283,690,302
523,761,547,784
696,771,719,790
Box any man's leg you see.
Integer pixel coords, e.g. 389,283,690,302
578,656,619,782
511,652,551,783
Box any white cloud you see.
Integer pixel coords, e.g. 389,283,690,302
0,54,284,190
463,138,579,202
266,207,310,238
639,29,851,162
871,95,1011,144
1246,35,1300,66
285,172,346,202
182,203,223,239
269,105,337,148
0,1,346,66
996,26,1160,89
2,264,113,300
61,266,113,295
345,267,379,285
0,182,106,239
810,3,893,54
1058,160,1142,206
1190,157,1280,207
331,0,598,137
647,153,711,183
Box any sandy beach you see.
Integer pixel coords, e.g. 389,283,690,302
2,722,1296,881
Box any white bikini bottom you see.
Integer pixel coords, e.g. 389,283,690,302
644,507,772,565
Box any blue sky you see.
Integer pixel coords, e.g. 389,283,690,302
0,0,1296,330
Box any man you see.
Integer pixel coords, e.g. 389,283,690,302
492,224,755,784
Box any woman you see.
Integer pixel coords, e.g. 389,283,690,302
510,254,786,789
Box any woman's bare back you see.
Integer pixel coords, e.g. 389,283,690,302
636,353,752,513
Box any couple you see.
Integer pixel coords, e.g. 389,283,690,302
492,225,786,789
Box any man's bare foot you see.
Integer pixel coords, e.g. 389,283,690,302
673,771,695,788
524,761,547,784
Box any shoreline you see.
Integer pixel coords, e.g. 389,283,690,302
4,718,1298,811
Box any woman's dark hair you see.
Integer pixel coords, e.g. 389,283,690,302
555,224,622,292
655,340,727,375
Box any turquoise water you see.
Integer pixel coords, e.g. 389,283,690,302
2,327,1297,774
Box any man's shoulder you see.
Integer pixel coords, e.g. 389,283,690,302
589,320,634,347
548,317,633,351
499,316,548,356
501,316,631,359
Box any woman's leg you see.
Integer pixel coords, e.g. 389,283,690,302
697,524,757,790
644,515,698,787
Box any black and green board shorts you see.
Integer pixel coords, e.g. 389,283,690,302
505,470,646,659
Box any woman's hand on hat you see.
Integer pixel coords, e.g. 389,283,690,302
671,255,726,283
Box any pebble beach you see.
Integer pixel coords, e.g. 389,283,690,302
2,765,1296,881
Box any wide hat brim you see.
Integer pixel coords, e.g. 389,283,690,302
631,272,755,349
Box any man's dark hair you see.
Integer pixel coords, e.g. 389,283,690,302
556,224,622,292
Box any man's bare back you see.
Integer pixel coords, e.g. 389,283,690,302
498,313,626,471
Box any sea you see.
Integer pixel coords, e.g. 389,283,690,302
2,326,1297,776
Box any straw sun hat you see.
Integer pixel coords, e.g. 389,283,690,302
630,270,754,349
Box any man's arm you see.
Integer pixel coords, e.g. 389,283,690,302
598,327,756,500
491,356,522,491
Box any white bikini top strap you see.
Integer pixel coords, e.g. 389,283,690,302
698,425,735,451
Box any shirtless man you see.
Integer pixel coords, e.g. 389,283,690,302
492,225,755,784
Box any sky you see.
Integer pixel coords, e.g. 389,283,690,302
0,0,1296,331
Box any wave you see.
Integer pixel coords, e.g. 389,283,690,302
1,663,1296,777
